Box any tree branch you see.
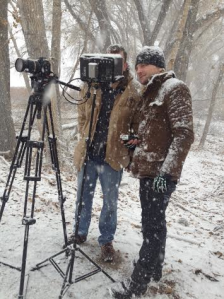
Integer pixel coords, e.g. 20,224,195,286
63,0,95,45
195,6,224,32
133,0,151,45
149,0,172,46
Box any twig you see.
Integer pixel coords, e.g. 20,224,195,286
194,269,219,282
0,156,10,167
0,150,10,155
168,233,202,245
170,199,213,223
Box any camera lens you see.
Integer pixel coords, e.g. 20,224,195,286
15,58,25,72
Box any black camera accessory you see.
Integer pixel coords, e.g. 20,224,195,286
80,53,123,83
120,134,139,149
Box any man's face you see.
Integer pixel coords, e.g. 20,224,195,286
136,64,162,85
109,50,127,73
119,51,128,73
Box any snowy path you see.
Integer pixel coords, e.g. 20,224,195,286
0,144,224,299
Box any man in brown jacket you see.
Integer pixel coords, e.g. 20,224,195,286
111,46,194,298
69,44,140,262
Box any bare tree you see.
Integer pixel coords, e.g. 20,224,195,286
198,63,224,149
133,0,151,45
174,0,224,81
88,0,111,51
17,0,64,163
8,0,31,92
148,0,172,46
166,0,192,70
17,0,49,58
0,0,16,157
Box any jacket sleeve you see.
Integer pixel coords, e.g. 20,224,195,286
160,83,194,177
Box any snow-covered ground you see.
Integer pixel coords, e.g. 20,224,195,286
0,126,224,299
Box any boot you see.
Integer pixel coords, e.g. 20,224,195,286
101,242,115,262
63,233,87,248
109,278,147,299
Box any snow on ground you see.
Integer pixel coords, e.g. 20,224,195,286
0,127,224,299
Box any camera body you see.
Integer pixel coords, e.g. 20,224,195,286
80,54,123,83
15,57,51,76
120,134,138,143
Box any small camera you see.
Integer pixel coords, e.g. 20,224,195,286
80,53,123,83
15,57,51,76
120,134,138,143
120,134,139,150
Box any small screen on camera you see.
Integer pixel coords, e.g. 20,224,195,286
80,54,123,83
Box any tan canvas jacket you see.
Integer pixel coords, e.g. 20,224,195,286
74,72,140,171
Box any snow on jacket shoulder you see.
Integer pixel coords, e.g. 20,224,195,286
130,71,194,181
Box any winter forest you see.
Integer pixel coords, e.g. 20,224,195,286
0,0,224,298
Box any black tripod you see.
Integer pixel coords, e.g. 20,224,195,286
0,76,68,298
31,83,115,298
0,78,115,298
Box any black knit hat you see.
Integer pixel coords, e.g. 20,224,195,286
135,46,166,69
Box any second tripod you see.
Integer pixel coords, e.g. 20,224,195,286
0,77,68,298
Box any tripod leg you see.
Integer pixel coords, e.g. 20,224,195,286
0,99,38,222
45,104,68,246
18,224,30,299
18,180,37,299
18,99,44,298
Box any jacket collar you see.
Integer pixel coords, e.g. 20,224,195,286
142,71,176,96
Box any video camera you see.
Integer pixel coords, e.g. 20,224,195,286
15,57,51,76
80,54,124,83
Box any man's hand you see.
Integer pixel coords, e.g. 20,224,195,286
125,138,140,149
120,134,140,150
152,174,171,193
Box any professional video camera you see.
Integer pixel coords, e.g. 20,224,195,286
80,53,123,83
15,57,51,76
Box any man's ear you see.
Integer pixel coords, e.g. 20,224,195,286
123,61,128,72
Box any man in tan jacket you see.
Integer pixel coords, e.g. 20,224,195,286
111,46,194,298
69,44,140,262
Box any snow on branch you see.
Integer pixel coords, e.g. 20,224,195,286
195,6,224,31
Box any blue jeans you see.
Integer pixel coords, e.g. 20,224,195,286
74,159,122,246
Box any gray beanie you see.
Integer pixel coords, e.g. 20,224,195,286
135,46,166,69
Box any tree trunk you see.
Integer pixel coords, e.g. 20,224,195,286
9,26,31,93
165,0,192,68
0,0,16,157
17,0,49,59
88,0,111,51
198,64,224,149
133,0,151,45
173,0,200,81
50,0,65,162
149,0,172,46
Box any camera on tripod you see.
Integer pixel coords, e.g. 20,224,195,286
15,57,51,76
80,53,124,83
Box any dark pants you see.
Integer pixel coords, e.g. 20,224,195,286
131,178,176,285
